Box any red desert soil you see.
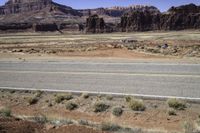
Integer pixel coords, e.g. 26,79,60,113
0,117,44,133
0,117,108,133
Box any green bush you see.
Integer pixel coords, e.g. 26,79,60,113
28,97,38,105
93,102,109,112
101,122,121,131
129,99,145,111
66,102,78,111
55,95,65,103
112,107,123,117
0,107,11,117
168,109,176,116
167,98,186,110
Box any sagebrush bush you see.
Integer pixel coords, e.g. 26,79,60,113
34,90,43,97
125,96,132,102
0,107,11,117
66,102,78,111
28,97,38,105
101,122,121,131
112,107,123,117
168,109,176,116
167,98,186,110
128,99,145,111
65,93,73,100
93,102,109,112
55,95,65,103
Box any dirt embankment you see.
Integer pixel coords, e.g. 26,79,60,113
0,90,200,133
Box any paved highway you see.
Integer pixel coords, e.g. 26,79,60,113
0,60,200,99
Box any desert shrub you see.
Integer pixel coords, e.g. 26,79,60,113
93,102,109,112
112,107,123,117
28,97,38,105
168,109,176,116
81,93,89,99
65,93,73,100
129,99,145,111
106,95,113,100
55,95,65,103
101,122,121,131
125,96,132,102
66,102,78,111
78,119,89,126
183,121,195,133
50,119,73,126
0,107,11,117
31,115,48,124
34,90,43,97
9,90,15,94
167,98,186,110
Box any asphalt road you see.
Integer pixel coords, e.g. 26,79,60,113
0,60,200,99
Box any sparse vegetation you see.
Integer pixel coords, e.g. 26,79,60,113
55,95,65,103
78,119,89,126
168,109,176,116
167,98,186,110
125,96,132,102
65,93,73,100
183,121,195,133
31,115,48,124
128,98,145,111
81,93,89,99
0,107,11,117
101,122,121,131
112,107,123,117
55,93,73,103
66,102,78,111
9,90,15,94
34,90,43,97
106,95,113,100
94,102,110,112
28,96,38,105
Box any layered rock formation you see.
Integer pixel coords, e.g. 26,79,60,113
0,0,82,32
121,3,200,31
0,0,52,15
86,15,105,33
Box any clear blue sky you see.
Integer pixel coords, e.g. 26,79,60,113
0,0,200,12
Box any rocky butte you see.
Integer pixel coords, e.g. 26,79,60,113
121,3,200,31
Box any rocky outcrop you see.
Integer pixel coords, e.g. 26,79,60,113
121,3,200,31
0,22,32,31
0,0,52,15
86,15,105,33
79,5,160,17
0,0,83,32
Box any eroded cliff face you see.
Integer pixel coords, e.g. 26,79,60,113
0,0,83,32
0,0,52,15
120,4,200,32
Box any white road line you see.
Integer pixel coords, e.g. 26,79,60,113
0,70,199,78
0,86,200,101
0,61,200,66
